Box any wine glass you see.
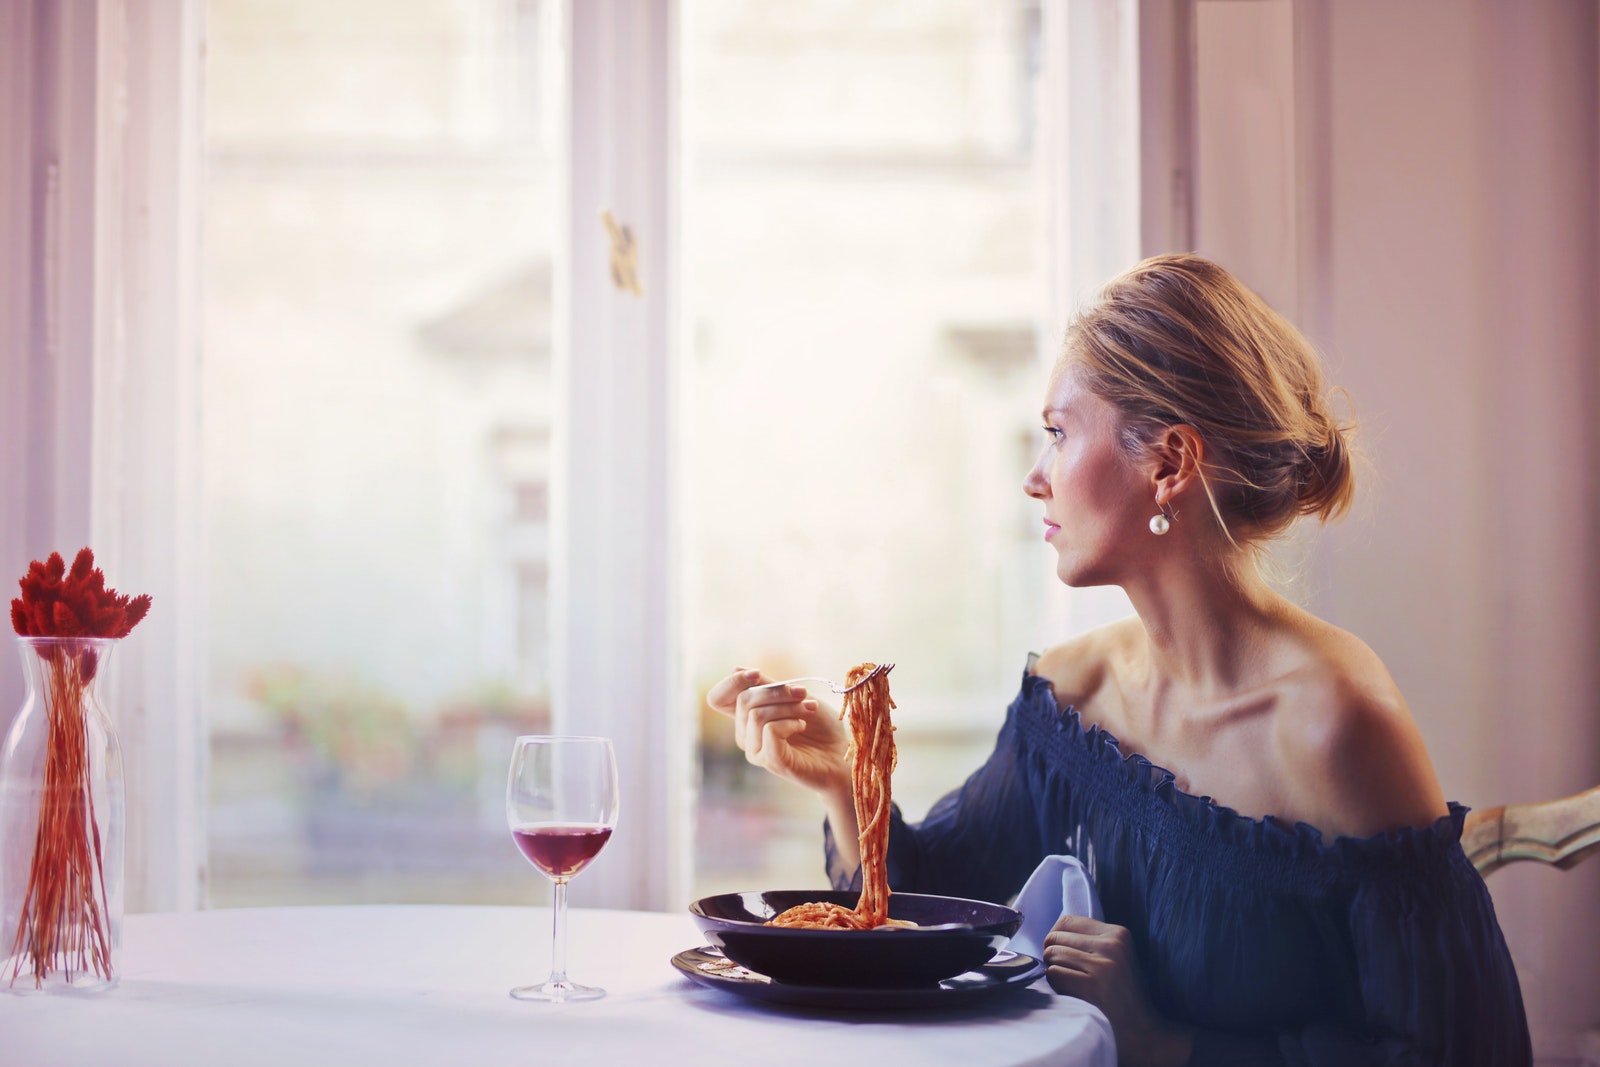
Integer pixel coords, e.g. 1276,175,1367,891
506,735,619,1002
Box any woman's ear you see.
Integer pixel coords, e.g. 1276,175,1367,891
1150,425,1206,506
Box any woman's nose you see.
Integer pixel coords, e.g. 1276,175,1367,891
1023,459,1048,499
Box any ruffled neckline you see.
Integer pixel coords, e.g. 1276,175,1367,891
1016,669,1468,877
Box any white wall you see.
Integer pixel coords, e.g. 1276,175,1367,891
1189,0,1599,1056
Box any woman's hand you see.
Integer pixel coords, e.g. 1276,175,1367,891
706,667,862,871
1044,915,1195,1067
705,669,852,797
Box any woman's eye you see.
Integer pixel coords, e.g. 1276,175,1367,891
1042,425,1064,443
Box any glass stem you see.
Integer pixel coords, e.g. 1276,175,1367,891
548,879,569,986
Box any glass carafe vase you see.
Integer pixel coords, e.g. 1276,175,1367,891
0,637,124,993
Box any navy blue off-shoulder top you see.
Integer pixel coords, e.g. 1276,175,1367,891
824,667,1531,1065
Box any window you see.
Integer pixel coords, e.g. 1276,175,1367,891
9,0,1143,912
202,0,563,906
682,0,1051,899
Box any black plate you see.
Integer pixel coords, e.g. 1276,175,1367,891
671,946,1044,1010
689,889,1022,987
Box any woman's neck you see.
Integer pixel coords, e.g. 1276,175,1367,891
1119,544,1289,707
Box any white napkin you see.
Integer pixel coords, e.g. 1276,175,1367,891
1007,854,1103,960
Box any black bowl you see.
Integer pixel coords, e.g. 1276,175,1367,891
689,889,1022,988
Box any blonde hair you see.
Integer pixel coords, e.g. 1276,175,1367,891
1063,253,1355,544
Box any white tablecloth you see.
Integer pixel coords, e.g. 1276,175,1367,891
0,906,1115,1066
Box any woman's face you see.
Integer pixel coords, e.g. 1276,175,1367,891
1023,366,1157,587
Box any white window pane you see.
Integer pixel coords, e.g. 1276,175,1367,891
685,0,1048,899
203,0,560,906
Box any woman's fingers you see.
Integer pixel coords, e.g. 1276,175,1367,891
739,682,807,712
1045,964,1096,998
706,668,769,715
734,682,807,753
1045,916,1126,954
758,718,808,765
709,667,846,792
1048,913,1115,938
1043,943,1102,976
1042,917,1125,995
737,694,812,758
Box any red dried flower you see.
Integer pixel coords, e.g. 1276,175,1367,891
10,548,152,639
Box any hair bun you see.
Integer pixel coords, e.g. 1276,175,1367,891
1296,412,1355,522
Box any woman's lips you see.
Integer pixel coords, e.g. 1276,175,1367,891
1043,520,1060,540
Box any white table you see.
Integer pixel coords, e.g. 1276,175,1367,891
0,906,1116,1066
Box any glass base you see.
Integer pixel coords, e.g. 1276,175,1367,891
510,979,605,1003
0,965,119,996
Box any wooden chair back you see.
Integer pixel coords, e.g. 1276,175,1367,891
1462,785,1600,877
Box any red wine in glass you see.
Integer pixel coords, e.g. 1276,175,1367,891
511,825,614,881
506,735,619,1003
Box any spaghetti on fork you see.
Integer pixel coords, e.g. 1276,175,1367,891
766,662,908,930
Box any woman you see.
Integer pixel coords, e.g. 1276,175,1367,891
707,254,1529,1065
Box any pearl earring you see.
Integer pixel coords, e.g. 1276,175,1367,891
1149,501,1174,536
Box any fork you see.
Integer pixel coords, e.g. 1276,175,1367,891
752,662,895,696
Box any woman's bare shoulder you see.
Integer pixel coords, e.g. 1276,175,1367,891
1272,621,1449,839
1033,617,1143,710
